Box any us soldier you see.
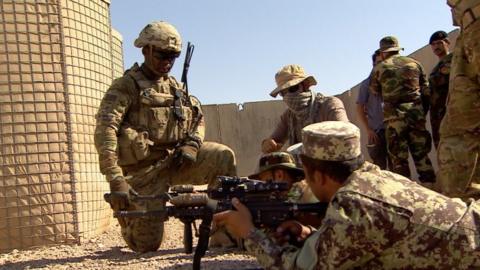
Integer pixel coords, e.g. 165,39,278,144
370,36,436,184
437,1,480,200
261,64,349,154
94,21,236,252
214,121,480,269
424,30,453,149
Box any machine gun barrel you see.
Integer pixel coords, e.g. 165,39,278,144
104,176,327,270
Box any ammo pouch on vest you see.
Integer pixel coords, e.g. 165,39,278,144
138,89,193,146
117,127,154,166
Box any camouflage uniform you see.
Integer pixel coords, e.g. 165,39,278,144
287,180,318,204
95,22,236,252
210,152,315,248
370,37,435,183
244,121,480,269
427,53,453,148
437,0,480,200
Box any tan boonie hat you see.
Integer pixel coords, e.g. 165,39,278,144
134,21,182,52
302,121,361,161
377,36,403,53
270,64,317,98
249,152,304,181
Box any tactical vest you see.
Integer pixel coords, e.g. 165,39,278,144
117,64,198,166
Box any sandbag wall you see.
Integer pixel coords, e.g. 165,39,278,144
0,0,123,251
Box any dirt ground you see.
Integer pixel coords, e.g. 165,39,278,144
0,219,261,270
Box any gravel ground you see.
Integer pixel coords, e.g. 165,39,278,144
0,219,261,270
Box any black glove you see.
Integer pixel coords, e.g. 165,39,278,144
173,143,199,169
108,176,132,211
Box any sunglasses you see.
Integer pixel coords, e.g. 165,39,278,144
279,84,301,97
152,50,180,61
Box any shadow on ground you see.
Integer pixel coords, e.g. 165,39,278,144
1,246,260,270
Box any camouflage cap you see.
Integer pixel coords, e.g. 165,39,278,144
378,36,403,53
270,64,317,98
301,121,361,161
249,152,304,181
429,30,449,44
134,21,182,52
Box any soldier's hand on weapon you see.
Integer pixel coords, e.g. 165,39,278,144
174,143,199,169
261,138,283,154
213,198,254,239
274,220,312,245
108,176,135,211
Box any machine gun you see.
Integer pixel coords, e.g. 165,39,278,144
104,176,328,270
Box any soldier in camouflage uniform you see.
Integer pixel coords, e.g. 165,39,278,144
214,121,480,269
94,21,236,252
370,36,436,184
424,30,453,149
437,0,480,200
248,151,318,204
210,152,316,248
261,64,349,154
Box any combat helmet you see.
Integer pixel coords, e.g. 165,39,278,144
134,21,182,52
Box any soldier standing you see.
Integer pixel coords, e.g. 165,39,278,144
370,36,436,184
214,121,480,269
94,21,237,252
425,30,453,149
437,1,480,200
356,51,390,169
261,64,349,154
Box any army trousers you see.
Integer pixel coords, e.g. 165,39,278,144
385,109,435,183
437,21,480,200
119,141,237,252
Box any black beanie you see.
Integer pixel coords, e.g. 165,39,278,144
429,31,448,44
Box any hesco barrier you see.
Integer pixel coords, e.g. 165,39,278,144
0,0,122,251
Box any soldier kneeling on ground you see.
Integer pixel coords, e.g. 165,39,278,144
95,21,236,253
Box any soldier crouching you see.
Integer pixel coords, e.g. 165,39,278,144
94,21,236,252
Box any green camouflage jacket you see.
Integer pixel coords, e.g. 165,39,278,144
369,54,429,121
427,53,452,119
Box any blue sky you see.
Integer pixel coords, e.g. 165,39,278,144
110,1,455,105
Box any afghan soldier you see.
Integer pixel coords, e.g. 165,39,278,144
94,21,236,252
214,121,480,269
261,64,349,154
424,30,453,149
248,151,317,204
370,36,436,184
210,151,316,248
437,1,480,200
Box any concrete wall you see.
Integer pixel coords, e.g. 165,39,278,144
203,29,459,177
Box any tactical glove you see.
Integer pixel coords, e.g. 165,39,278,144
174,143,199,169
108,176,132,211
